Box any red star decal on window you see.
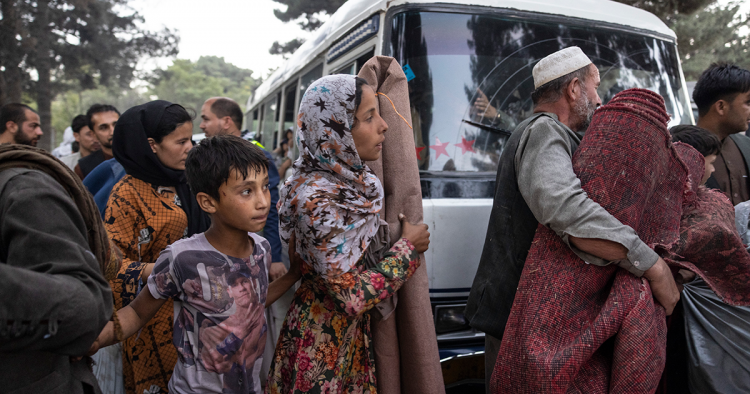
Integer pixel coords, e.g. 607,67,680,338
415,146,426,160
430,138,450,159
456,136,476,154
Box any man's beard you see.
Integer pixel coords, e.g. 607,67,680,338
100,139,112,149
573,91,598,132
14,132,38,147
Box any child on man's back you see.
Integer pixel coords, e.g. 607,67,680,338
670,124,722,185
90,135,301,394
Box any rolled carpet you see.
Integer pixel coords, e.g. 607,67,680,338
491,88,750,393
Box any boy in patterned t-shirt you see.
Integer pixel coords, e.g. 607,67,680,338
91,135,301,393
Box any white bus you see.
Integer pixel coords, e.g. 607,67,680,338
246,0,692,389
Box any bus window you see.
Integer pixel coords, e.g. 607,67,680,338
282,84,297,138
249,109,259,134
261,95,278,148
298,64,324,106
388,10,691,173
334,62,356,75
355,48,375,74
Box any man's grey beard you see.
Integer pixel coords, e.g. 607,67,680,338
573,91,597,132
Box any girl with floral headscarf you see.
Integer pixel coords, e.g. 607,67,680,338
266,74,430,393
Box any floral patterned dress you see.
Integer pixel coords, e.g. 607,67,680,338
266,237,419,393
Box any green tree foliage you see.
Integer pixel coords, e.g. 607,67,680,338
269,0,346,56
0,0,179,150
269,38,306,58
271,0,347,31
51,86,149,143
148,56,260,133
672,3,749,79
615,0,750,80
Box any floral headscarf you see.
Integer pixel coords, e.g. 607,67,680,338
278,74,384,278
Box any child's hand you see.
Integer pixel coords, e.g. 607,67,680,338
87,321,113,356
288,233,304,279
399,213,430,253
269,262,288,282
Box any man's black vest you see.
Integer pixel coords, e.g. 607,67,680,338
77,149,106,179
464,113,579,340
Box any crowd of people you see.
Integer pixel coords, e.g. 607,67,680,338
1,47,750,394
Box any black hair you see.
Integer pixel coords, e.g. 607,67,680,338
1,103,35,133
670,125,722,157
185,134,269,201
148,104,194,143
353,77,370,128
354,77,369,110
71,114,89,134
693,63,750,117
531,64,591,106
210,98,243,130
86,104,120,130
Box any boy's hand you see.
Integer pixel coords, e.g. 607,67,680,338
87,321,113,356
269,262,287,282
399,213,430,253
288,233,303,279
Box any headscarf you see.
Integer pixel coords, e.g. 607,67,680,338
278,75,384,278
112,100,210,237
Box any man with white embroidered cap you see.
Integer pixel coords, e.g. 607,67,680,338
465,46,680,390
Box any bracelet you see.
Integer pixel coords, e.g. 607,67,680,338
111,312,124,342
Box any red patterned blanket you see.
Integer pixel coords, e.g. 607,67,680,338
492,89,750,393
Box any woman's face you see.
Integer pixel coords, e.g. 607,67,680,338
149,122,194,170
351,85,388,162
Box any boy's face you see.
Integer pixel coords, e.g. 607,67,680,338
212,167,270,234
703,154,717,184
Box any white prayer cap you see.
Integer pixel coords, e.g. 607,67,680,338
532,47,592,89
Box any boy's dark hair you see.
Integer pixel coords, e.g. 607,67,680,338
693,63,750,117
670,125,722,157
71,114,89,134
86,104,120,130
185,135,269,201
210,98,243,130
1,103,35,132
148,104,194,143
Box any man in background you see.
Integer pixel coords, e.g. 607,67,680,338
60,115,101,170
75,104,119,180
694,63,750,205
0,103,43,147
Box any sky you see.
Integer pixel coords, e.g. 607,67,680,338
130,0,313,78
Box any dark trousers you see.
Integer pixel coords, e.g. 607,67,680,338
485,334,502,393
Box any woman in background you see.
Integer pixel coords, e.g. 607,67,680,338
105,100,210,394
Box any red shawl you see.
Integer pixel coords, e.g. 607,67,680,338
491,88,750,393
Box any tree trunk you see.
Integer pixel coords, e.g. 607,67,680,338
34,0,53,151
0,0,23,105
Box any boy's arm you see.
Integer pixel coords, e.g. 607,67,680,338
265,234,302,307
265,272,299,307
90,288,167,353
